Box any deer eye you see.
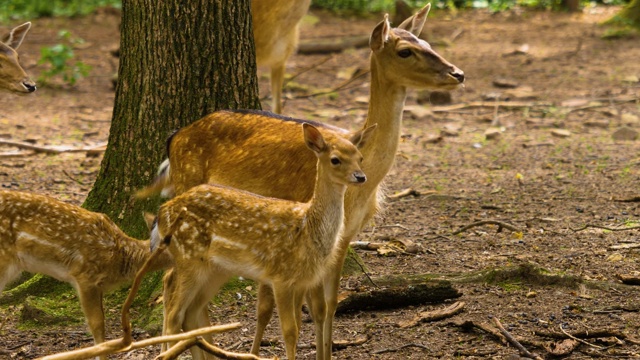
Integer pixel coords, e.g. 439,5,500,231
330,157,341,165
397,49,412,58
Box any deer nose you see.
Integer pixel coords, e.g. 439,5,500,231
355,173,366,183
23,81,36,92
450,70,465,83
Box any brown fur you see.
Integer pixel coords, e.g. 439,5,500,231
252,0,312,113
0,190,173,359
137,4,464,359
152,124,374,360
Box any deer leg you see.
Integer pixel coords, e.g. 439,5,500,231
77,285,107,360
270,62,285,114
163,267,203,356
251,282,275,355
273,284,302,360
0,263,21,293
305,282,327,360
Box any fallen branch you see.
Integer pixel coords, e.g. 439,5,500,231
431,101,552,113
613,196,640,202
397,301,465,328
0,140,107,155
449,320,507,344
372,342,429,355
571,223,640,232
492,317,543,360
301,335,369,351
386,188,420,201
451,220,522,236
559,324,604,350
535,328,640,345
336,281,461,314
616,273,640,285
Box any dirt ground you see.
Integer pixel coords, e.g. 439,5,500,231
1,4,640,359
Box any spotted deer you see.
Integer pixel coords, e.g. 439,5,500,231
1,22,37,94
252,0,311,113
150,123,374,360
0,190,173,360
136,3,464,359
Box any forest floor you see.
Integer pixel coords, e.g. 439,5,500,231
1,4,640,359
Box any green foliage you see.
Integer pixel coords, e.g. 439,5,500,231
311,0,630,13
37,30,91,87
0,0,121,22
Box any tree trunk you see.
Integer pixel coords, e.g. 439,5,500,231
84,0,261,237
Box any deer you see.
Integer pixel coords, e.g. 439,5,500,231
252,0,311,113
150,123,375,360
136,3,464,359
1,22,37,94
0,190,173,360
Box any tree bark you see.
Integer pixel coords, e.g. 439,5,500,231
84,0,261,237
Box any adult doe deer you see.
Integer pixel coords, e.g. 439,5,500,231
0,190,173,359
151,123,374,360
137,3,464,359
1,22,37,94
252,0,311,113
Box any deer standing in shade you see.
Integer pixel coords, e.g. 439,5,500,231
151,123,375,360
137,4,464,359
252,0,311,113
0,190,173,360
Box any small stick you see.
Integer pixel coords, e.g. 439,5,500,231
571,224,640,232
372,342,429,355
492,317,542,360
451,220,521,235
559,324,604,350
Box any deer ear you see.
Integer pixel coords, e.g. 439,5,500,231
397,3,430,36
370,14,390,52
303,123,327,153
3,22,31,49
349,124,377,149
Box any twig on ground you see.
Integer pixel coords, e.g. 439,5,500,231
372,342,429,355
62,169,90,186
349,251,377,287
284,55,334,86
571,223,640,232
492,317,543,360
451,220,521,236
387,188,420,201
397,301,465,328
559,324,604,350
0,139,107,155
292,69,369,100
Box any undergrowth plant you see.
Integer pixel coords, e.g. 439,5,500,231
37,30,91,87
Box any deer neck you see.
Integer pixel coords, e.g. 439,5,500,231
363,57,407,182
118,235,172,277
305,168,347,258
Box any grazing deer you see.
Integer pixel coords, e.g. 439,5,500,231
0,190,173,360
1,22,36,94
137,3,464,359
252,0,311,113
151,123,375,360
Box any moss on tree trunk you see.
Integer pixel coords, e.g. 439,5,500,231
84,0,261,238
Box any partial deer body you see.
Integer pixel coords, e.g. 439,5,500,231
0,190,172,359
152,124,374,360
0,22,36,94
137,3,463,359
252,0,311,113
